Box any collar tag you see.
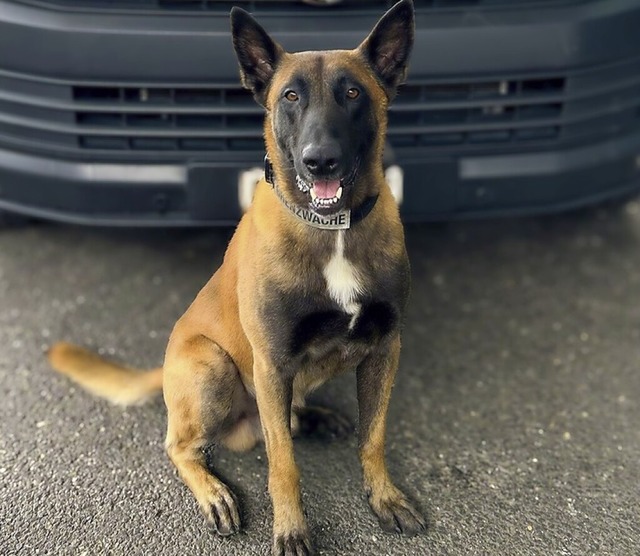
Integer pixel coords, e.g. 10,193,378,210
272,181,351,230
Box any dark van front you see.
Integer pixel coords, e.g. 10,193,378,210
1,0,639,226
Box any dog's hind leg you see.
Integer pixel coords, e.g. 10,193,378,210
163,334,251,536
294,406,353,441
289,366,354,441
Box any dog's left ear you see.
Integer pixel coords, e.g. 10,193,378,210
358,0,415,100
230,7,284,106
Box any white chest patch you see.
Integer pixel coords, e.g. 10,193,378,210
323,231,363,329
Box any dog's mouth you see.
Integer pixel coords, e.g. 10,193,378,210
295,164,358,213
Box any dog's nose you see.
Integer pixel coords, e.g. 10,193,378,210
302,144,341,176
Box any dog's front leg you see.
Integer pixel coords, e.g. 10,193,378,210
254,354,311,556
356,335,427,535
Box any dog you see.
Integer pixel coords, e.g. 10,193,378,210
47,1,424,554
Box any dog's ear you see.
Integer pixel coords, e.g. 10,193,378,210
358,0,415,100
230,7,284,106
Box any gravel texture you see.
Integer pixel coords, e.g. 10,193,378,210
1,203,640,556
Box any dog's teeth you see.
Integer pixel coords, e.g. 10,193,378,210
336,186,343,200
296,176,310,193
310,189,317,200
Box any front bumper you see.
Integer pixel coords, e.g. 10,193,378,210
1,0,640,225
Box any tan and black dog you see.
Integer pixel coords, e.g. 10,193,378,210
48,1,424,554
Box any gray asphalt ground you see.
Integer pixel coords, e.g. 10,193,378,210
1,203,640,556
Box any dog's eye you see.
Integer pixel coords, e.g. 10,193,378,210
346,87,360,100
284,90,299,102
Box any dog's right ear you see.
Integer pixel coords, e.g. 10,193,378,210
230,7,284,106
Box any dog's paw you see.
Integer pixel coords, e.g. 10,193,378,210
273,531,313,556
201,482,241,536
369,491,426,536
296,406,353,441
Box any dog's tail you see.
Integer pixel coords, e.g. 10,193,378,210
47,342,163,406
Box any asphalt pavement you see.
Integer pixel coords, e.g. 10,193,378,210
1,203,639,556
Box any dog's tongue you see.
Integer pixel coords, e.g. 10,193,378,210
313,180,341,199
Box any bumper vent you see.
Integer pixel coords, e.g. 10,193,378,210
388,77,565,148
0,56,639,160
67,78,567,152
72,86,263,152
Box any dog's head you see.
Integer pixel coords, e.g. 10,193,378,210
231,0,414,216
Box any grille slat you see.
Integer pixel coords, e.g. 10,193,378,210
0,111,264,138
0,54,639,156
0,90,265,115
8,73,640,115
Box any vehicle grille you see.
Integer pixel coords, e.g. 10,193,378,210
16,1,588,15
1,55,639,160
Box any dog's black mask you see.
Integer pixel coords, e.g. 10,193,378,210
270,64,371,214
231,0,414,215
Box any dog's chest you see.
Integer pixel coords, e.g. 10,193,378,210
264,230,406,370
271,232,403,366
322,232,362,329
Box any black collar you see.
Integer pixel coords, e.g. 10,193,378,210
264,156,378,230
